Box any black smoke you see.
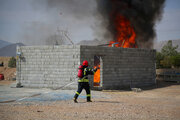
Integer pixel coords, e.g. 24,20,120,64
95,0,165,48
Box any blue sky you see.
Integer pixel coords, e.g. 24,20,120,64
0,0,180,45
155,0,180,41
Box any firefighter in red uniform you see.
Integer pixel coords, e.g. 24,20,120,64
73,60,97,103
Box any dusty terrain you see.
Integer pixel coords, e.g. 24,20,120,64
0,67,16,81
0,81,180,120
0,57,11,67
0,57,16,81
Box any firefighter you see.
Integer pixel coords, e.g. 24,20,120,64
73,60,97,103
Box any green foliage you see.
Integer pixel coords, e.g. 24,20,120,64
160,56,173,68
8,57,16,68
156,40,180,68
161,40,178,56
156,52,164,69
171,53,180,67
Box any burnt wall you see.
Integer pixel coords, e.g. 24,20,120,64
80,46,156,90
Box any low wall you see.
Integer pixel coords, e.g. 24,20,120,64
156,69,180,82
16,45,80,89
17,45,156,90
80,46,156,89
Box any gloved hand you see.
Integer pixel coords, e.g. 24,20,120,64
94,67,100,72
94,68,97,72
96,66,100,69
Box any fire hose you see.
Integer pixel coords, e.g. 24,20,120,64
52,76,80,90
52,81,76,90
0,79,77,103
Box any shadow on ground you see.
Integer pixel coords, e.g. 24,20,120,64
141,80,180,91
103,80,180,92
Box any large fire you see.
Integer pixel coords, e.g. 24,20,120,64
109,14,137,48
93,65,100,86
94,14,137,86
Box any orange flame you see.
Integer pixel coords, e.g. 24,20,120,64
93,65,100,86
109,14,137,48
94,14,137,86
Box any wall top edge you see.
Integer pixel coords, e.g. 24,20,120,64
19,45,80,47
18,45,156,52
80,45,156,52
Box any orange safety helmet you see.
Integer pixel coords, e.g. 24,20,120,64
82,60,88,67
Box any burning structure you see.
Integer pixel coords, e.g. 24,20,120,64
16,45,156,90
16,0,165,90
94,0,165,48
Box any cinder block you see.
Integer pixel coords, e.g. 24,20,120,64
17,45,156,89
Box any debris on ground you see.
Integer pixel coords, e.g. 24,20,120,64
131,88,142,92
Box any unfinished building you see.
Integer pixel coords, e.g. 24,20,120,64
16,45,156,90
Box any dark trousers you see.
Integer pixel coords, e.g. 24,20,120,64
74,82,91,101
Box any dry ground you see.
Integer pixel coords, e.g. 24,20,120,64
0,67,16,81
0,81,180,120
0,56,16,81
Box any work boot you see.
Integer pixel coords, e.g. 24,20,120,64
87,100,92,102
73,98,78,103
87,97,92,102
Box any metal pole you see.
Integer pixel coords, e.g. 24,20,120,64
16,46,22,88
64,33,74,45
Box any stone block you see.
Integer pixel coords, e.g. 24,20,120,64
17,45,156,90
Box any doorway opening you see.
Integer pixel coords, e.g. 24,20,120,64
93,55,101,87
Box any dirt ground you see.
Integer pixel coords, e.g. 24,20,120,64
0,81,180,120
0,67,16,81
0,57,11,67
0,57,16,81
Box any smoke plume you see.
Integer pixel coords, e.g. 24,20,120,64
19,0,96,45
1,0,165,47
95,0,165,48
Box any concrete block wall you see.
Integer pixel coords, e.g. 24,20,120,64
16,45,80,89
80,46,156,90
17,45,156,90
